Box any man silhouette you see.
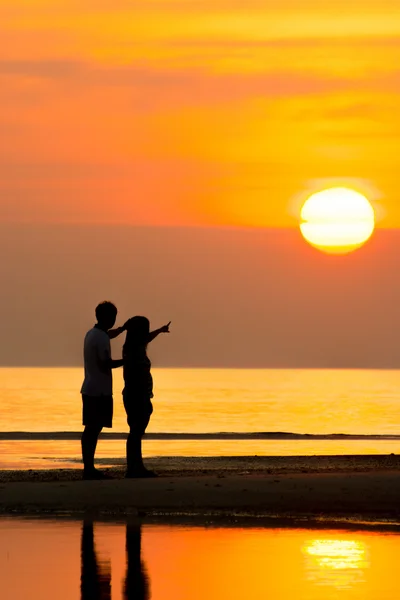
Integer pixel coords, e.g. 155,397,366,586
80,301,126,480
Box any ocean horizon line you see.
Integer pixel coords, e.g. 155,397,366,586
0,432,399,441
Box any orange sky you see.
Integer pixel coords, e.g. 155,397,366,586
1,0,400,227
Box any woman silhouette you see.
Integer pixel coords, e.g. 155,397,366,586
123,316,170,477
123,524,150,600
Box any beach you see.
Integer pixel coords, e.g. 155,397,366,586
1,455,400,524
2,369,400,524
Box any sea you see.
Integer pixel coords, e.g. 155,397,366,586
0,367,399,470
2,368,400,600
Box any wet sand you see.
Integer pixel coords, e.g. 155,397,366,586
0,456,400,522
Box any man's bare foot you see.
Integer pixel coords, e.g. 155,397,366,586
83,468,112,480
125,469,158,479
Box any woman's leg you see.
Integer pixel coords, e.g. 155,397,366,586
126,405,153,476
126,429,144,473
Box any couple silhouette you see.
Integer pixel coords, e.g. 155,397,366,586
80,301,170,480
80,521,149,600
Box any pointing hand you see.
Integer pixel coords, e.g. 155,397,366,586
161,321,171,333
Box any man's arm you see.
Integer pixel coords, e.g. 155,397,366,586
108,325,126,340
148,321,171,343
99,357,123,370
97,336,124,371
109,358,124,369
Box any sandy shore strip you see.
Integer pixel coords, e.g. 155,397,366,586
0,456,400,522
2,432,400,440
2,455,400,481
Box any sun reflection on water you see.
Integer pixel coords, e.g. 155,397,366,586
303,538,369,589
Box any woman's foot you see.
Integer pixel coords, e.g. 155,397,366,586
125,468,158,479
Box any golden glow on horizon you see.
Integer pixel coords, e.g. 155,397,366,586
300,188,375,254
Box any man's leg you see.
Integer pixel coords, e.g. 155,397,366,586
81,425,102,472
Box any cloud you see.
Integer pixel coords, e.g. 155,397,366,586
0,58,361,95
1,57,399,129
2,56,400,118
165,34,400,49
380,69,400,92
0,59,86,78
3,0,400,14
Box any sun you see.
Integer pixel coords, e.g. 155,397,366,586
299,187,375,254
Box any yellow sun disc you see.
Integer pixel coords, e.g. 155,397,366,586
300,187,375,254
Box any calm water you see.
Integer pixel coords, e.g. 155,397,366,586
0,368,400,468
1,519,400,599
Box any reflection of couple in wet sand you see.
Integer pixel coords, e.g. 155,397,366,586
80,521,149,600
80,301,170,480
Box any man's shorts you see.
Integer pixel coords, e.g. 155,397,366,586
82,394,113,428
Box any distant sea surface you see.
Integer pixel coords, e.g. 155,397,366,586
0,368,399,469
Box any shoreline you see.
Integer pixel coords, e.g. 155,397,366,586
3,510,400,533
0,456,400,524
1,431,400,440
2,454,400,479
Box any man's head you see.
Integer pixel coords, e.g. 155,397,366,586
95,301,117,331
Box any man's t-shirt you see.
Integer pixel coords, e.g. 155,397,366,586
81,327,112,397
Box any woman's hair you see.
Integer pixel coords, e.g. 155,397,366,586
123,316,150,354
